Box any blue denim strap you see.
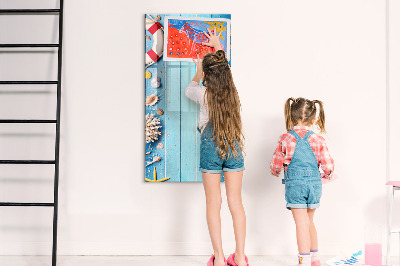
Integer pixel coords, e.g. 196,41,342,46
288,130,301,141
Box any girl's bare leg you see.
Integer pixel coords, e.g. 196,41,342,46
307,209,318,251
291,208,311,254
224,171,247,266
203,172,225,266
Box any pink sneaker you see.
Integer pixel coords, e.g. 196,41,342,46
311,260,320,266
227,253,249,266
207,254,227,266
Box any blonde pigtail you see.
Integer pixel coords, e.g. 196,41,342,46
285,98,295,131
313,100,326,133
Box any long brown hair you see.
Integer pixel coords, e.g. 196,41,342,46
202,50,244,158
284,97,326,133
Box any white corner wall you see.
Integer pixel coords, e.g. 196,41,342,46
0,0,392,256
388,0,400,258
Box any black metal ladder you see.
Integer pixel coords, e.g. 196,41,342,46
0,2,63,265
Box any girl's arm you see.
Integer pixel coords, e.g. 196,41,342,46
270,136,286,176
319,138,335,179
185,81,205,104
185,56,205,103
202,28,223,51
192,54,202,83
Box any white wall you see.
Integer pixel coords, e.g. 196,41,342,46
0,0,392,257
388,0,400,258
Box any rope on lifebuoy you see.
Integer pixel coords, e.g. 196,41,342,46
146,14,158,24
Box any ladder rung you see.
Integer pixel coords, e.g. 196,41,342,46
391,229,400,233
0,44,59,48
0,202,54,207
0,160,55,164
0,119,56,123
0,9,60,14
0,81,58,84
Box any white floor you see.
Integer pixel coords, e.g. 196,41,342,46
0,256,397,266
0,256,326,266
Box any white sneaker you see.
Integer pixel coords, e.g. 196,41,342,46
291,254,311,266
311,251,321,266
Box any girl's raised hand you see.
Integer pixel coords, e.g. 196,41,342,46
192,54,203,83
202,28,223,51
193,54,202,73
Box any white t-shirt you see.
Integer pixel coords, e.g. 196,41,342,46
184,81,209,133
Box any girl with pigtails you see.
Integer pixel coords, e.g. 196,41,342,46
270,98,335,266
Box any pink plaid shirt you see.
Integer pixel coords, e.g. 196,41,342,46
270,126,334,179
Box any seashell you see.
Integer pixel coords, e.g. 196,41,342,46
145,94,158,106
157,108,164,115
146,113,162,143
151,76,161,88
156,143,164,149
145,71,152,79
145,35,151,40
146,155,161,166
155,15,161,20
146,151,151,155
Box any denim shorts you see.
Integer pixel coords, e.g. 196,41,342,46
199,126,245,174
285,178,322,209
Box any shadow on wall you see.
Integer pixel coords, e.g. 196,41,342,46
242,114,293,254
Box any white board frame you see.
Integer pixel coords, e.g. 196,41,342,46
163,16,231,62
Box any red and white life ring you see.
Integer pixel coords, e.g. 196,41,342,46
145,18,164,66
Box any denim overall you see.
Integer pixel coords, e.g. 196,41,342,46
283,130,322,210
199,124,245,174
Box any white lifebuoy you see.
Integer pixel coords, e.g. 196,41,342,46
145,18,164,66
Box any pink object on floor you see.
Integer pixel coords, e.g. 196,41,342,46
227,253,249,266
311,260,321,266
365,243,382,266
321,173,338,184
386,181,400,187
207,254,227,266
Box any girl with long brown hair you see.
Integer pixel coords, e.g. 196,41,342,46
185,29,248,266
270,98,335,266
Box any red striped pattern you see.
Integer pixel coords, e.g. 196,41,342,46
147,49,160,63
148,22,162,35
